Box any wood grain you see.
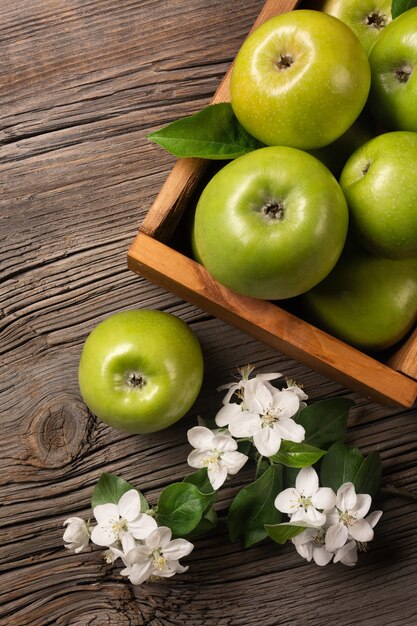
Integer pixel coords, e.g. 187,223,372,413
1,1,417,625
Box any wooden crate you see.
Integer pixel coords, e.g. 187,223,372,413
128,0,417,408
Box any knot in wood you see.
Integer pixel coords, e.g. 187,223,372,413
27,396,94,469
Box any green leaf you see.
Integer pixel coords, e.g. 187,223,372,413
156,482,214,537
91,473,149,511
270,441,326,468
147,103,264,159
296,398,355,449
183,467,215,496
227,465,282,548
187,507,218,538
391,0,417,19
353,451,383,498
265,523,307,545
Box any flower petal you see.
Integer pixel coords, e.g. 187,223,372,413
207,463,228,490
128,513,158,540
276,419,305,444
187,426,214,450
348,519,374,542
122,560,154,585
162,538,194,560
296,466,319,497
211,433,237,452
90,523,118,547
325,507,339,527
271,390,300,419
244,377,273,414
366,510,383,528
292,528,317,546
118,489,141,522
351,493,372,519
313,546,333,566
274,488,300,514
336,482,357,512
119,530,137,554
312,487,336,511
187,450,208,469
294,541,313,562
93,503,119,524
215,403,241,427
334,540,357,566
253,426,281,457
325,522,348,552
222,451,248,475
228,411,261,438
305,506,327,527
146,526,172,550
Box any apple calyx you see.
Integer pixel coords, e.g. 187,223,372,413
362,162,371,176
394,65,413,84
261,200,285,221
127,372,146,389
275,54,294,71
363,12,387,30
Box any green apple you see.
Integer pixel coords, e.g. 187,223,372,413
302,241,417,351
192,146,348,300
320,0,392,54
230,10,371,150
368,8,417,131
340,131,417,259
309,110,375,178
78,310,204,433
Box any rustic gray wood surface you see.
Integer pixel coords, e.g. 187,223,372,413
1,1,417,624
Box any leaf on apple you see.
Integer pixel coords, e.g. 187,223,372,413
147,103,264,159
391,0,417,19
91,472,149,511
227,464,282,548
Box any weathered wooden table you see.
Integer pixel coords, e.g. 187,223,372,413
2,2,417,624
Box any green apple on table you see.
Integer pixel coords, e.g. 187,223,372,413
368,7,417,132
340,131,417,259
78,310,204,434
192,146,348,300
320,0,392,54
230,10,371,150
302,241,417,351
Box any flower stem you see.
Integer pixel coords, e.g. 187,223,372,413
255,454,265,479
381,484,417,502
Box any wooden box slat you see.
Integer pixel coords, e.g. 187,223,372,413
129,0,417,408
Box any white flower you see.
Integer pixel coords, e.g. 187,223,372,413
63,517,90,553
120,526,194,585
325,483,380,552
284,378,308,401
275,466,336,526
90,489,157,547
333,509,383,566
218,365,283,404
102,532,137,564
216,377,304,457
187,426,248,490
292,526,334,566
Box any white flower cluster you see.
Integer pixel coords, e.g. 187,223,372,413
187,368,307,490
275,466,382,567
63,490,193,584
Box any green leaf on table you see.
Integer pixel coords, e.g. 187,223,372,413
91,473,149,511
391,0,417,19
183,467,215,496
147,103,264,159
265,522,307,545
352,451,382,498
188,507,218,538
320,442,382,496
156,482,215,537
227,464,282,548
270,441,326,468
296,398,355,449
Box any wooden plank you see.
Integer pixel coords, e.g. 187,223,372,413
128,233,417,408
